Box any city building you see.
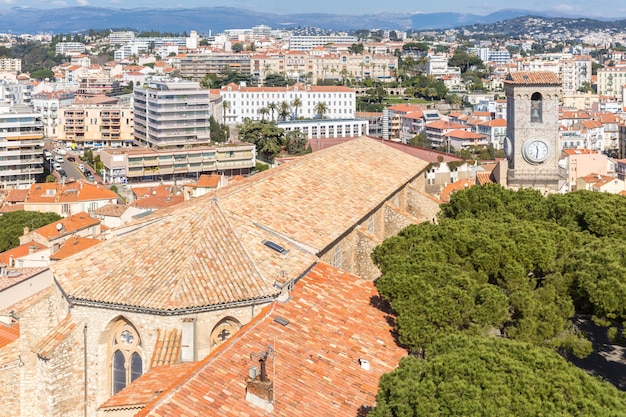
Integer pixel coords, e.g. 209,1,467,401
98,142,255,184
133,80,212,148
288,34,358,51
178,53,252,80
0,137,438,417
220,83,355,124
0,58,21,73
31,91,75,140
55,42,85,56
76,75,123,98
22,180,118,216
0,105,44,190
277,118,369,139
57,97,133,149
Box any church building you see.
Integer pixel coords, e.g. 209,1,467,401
0,137,438,417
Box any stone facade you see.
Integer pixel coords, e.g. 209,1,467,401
504,72,565,193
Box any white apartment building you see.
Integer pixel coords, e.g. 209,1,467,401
133,80,212,148
31,91,75,140
219,83,356,124
109,31,136,46
516,55,592,96
0,58,21,73
0,105,44,190
278,118,369,139
288,35,358,51
55,42,86,56
597,67,626,102
251,52,397,84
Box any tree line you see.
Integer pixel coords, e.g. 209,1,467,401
370,184,626,415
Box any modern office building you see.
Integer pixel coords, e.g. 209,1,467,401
0,105,44,190
133,80,212,148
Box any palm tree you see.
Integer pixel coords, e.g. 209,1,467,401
314,102,328,119
267,102,277,121
292,97,302,119
279,101,291,121
258,107,269,121
340,68,349,85
222,100,230,125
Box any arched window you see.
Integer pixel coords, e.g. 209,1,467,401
530,92,542,123
110,320,143,395
210,317,241,350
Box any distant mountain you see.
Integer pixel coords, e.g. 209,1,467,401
0,6,621,34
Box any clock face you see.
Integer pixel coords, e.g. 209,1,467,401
523,140,550,164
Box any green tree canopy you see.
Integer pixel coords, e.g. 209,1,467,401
371,335,626,417
0,211,63,252
237,119,284,161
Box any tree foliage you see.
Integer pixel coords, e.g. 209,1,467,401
373,184,626,359
0,211,63,252
237,119,284,161
371,335,626,417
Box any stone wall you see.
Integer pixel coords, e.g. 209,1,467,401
0,339,21,417
36,325,84,417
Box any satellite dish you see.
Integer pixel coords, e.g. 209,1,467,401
56,223,63,231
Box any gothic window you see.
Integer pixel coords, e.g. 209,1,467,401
210,318,241,349
110,320,143,396
530,92,542,123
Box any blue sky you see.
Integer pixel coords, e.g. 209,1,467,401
4,0,624,18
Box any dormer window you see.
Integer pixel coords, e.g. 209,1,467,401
530,92,542,123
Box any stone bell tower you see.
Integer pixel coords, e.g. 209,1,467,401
502,71,566,193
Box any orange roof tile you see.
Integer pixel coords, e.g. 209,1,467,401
50,237,101,260
440,178,476,202
0,242,46,266
99,363,198,410
34,212,99,240
194,174,221,188
32,315,76,359
0,321,19,348
150,328,182,367
425,120,468,130
135,262,407,417
505,71,561,85
131,195,184,210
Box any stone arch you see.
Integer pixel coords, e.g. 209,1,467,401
531,92,543,123
101,316,144,396
209,317,241,350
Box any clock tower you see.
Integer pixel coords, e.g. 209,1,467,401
503,71,565,193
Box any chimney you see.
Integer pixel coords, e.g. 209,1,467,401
28,245,38,255
246,350,274,412
23,226,29,236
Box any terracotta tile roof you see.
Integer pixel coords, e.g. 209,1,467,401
0,321,19,348
444,130,485,139
476,171,494,185
217,137,429,253
0,243,46,266
425,120,468,130
132,185,174,199
388,104,424,114
4,189,28,203
34,212,99,240
93,203,127,217
505,71,561,85
32,315,76,359
194,174,221,188
99,363,198,410
26,181,117,204
131,195,184,210
150,328,182,367
51,137,427,313
440,178,476,202
50,237,101,261
135,262,407,417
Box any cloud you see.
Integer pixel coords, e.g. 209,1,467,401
76,0,89,5
0,0,16,4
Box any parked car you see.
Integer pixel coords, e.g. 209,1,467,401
55,148,67,156
53,163,62,171
86,173,94,182
78,164,85,172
